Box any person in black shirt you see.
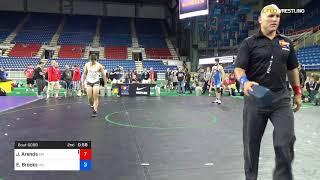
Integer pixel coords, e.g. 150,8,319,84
62,65,73,96
176,68,185,94
298,64,306,87
184,69,192,94
34,62,45,97
165,68,172,91
234,4,301,180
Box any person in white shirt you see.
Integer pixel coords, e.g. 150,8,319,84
82,54,107,117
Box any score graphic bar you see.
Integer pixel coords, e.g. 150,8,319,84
14,141,91,171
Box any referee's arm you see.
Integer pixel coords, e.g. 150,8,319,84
234,40,258,96
286,41,302,112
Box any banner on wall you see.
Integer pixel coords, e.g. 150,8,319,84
179,0,209,19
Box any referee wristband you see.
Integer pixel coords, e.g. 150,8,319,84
240,76,249,87
292,85,302,96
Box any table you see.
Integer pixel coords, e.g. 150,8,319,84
116,83,157,97
0,80,12,93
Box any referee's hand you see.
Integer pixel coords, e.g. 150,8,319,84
243,81,259,96
292,95,302,112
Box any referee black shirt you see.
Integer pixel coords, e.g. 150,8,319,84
235,30,299,91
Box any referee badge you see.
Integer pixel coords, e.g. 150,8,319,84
279,40,290,51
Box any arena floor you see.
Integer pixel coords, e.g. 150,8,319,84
0,96,319,180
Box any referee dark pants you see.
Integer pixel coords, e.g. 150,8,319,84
243,89,295,180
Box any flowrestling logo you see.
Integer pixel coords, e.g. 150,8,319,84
280,9,305,14
263,8,305,14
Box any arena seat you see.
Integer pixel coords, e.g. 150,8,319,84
0,57,40,70
0,11,25,43
59,15,96,45
100,17,131,46
100,60,136,71
297,45,320,70
9,44,41,57
142,60,177,72
58,45,85,58
138,36,167,48
281,0,320,34
13,13,61,44
145,48,171,59
105,46,128,59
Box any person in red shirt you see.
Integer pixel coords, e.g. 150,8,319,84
56,62,61,81
149,67,157,83
47,60,60,99
24,64,35,92
72,64,82,96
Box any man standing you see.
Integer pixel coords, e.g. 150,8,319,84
34,62,45,97
24,64,35,92
62,65,73,96
72,64,81,96
47,60,60,99
211,58,225,104
234,4,302,180
176,67,185,94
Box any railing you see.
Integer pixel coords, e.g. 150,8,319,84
286,25,320,36
146,56,176,60
6,68,27,80
7,51,39,57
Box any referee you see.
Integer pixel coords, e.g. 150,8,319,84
234,4,302,180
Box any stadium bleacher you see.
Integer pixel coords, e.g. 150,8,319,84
59,15,96,45
145,48,171,59
142,60,177,72
0,57,40,70
9,43,41,57
105,47,128,59
297,45,320,70
58,45,85,58
100,17,131,47
101,60,136,71
0,11,25,43
13,13,61,44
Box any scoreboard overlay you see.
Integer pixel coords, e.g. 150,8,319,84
14,141,91,171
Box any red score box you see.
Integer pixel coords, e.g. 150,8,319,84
80,149,92,160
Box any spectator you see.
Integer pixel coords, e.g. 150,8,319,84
24,64,35,92
185,69,192,94
176,68,185,94
72,65,81,96
172,70,178,90
149,67,157,83
203,67,211,94
298,64,306,87
34,62,45,97
165,68,172,91
47,60,60,99
198,68,206,92
131,70,138,84
314,75,320,105
306,75,317,102
141,69,149,83
62,65,73,96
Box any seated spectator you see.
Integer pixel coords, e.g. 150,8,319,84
313,75,320,105
306,75,318,103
